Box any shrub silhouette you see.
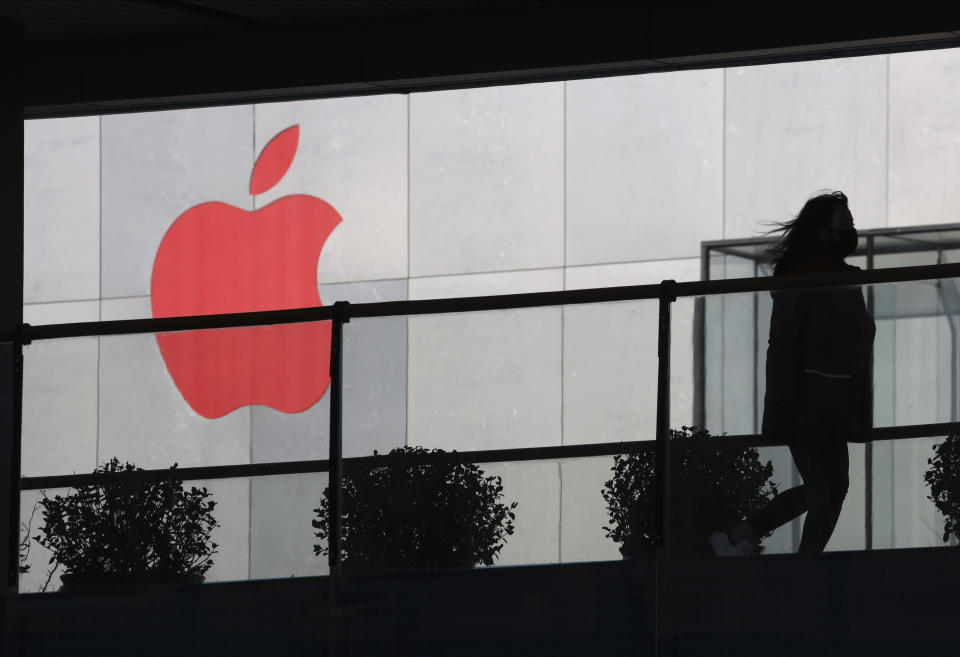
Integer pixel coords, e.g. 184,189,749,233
35,458,219,588
313,446,517,569
602,426,779,556
925,433,960,543
19,526,30,575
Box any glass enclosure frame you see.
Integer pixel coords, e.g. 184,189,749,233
699,223,960,551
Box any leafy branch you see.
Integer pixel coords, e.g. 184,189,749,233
34,458,219,587
602,426,779,555
18,499,40,575
313,446,517,569
925,433,960,543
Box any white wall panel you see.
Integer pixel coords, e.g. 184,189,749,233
725,55,887,239
409,268,562,300
200,478,250,582
409,82,564,277
564,259,699,445
562,298,658,445
339,314,408,457
560,457,623,562
251,388,329,463
567,70,724,264
24,117,100,304
254,96,408,283
95,295,149,321
889,48,960,227
21,301,99,478
480,461,561,566
23,300,99,326
407,307,562,451
250,474,329,579
101,105,254,300
565,258,700,290
895,316,944,425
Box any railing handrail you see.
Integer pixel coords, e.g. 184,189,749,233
20,420,960,490
12,262,960,342
701,219,960,249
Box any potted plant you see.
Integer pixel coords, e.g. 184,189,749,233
313,446,518,570
924,432,960,544
35,458,219,589
602,426,779,557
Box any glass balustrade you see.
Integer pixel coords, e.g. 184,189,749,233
691,276,960,555
16,269,960,592
21,322,333,474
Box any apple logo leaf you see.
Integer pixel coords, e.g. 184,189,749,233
249,125,300,196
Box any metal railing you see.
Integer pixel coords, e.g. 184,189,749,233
13,261,960,577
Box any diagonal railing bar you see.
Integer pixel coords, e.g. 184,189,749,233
16,306,336,343
12,262,960,343
20,458,332,490
19,421,960,491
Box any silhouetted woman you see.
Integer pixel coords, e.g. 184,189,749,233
711,191,876,555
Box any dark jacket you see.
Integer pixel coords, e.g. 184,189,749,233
761,263,876,442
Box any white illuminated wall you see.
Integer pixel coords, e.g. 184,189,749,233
18,48,960,589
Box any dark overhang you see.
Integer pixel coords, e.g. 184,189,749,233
0,1,958,118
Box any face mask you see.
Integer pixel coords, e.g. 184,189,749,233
820,227,858,256
833,228,858,256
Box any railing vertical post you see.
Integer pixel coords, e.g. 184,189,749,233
328,301,350,574
655,280,676,558
865,236,874,551
654,280,676,657
0,19,23,657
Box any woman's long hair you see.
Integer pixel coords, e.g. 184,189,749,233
766,191,849,275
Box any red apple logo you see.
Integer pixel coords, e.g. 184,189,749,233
151,125,341,419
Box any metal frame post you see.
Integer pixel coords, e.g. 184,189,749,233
693,244,710,430
0,18,24,657
328,301,350,574
865,236,875,551
654,280,676,657
654,280,676,558
326,301,350,657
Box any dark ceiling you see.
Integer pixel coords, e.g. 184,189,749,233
0,1,958,117
0,1,550,45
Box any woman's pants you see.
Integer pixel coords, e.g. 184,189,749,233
749,377,852,553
